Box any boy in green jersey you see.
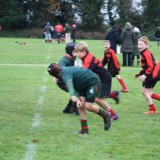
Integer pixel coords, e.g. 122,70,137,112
48,63,111,134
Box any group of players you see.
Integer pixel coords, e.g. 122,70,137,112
47,36,160,135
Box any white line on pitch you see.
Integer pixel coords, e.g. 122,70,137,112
0,63,140,70
23,45,53,160
23,143,36,160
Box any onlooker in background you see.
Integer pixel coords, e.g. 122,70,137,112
44,22,52,43
71,22,77,43
105,21,120,53
64,23,72,43
132,27,141,66
155,26,160,46
0,25,2,31
120,22,134,66
117,23,122,37
117,23,123,54
55,22,64,43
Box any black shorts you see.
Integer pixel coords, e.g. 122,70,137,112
110,71,119,77
143,74,157,88
100,81,111,98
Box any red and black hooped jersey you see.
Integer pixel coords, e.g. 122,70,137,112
82,52,111,82
101,48,120,72
139,49,156,76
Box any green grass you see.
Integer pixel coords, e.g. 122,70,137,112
0,38,160,160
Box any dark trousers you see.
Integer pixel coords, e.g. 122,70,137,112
122,52,132,66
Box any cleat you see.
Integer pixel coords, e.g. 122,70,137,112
63,106,73,114
143,111,158,114
113,91,120,104
121,88,128,93
72,107,79,115
74,130,89,135
111,114,119,121
104,112,111,130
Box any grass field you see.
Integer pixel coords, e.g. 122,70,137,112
0,38,160,160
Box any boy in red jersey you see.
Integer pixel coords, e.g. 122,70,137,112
134,36,158,114
74,41,119,120
101,40,128,93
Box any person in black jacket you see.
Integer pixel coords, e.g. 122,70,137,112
155,26,160,46
105,21,120,54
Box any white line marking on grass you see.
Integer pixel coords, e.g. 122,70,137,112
23,143,36,160
37,95,44,105
32,113,41,128
0,63,140,70
40,86,46,93
0,63,48,67
23,45,53,160
43,77,48,82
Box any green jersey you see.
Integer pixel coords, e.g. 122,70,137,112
59,55,75,68
60,67,101,97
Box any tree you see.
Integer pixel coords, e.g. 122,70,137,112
116,0,133,24
141,0,160,27
0,0,24,29
74,0,104,31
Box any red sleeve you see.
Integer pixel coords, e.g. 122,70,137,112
144,51,155,76
110,49,120,70
152,62,160,79
101,51,107,66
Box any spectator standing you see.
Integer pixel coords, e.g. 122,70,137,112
55,23,64,43
0,25,2,31
132,27,141,66
105,22,120,53
71,22,77,43
120,22,134,66
44,22,52,43
64,23,72,43
117,23,122,37
155,26,160,46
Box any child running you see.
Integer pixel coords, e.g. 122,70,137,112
101,40,128,93
134,36,158,114
74,41,119,120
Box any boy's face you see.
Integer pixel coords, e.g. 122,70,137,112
104,42,111,50
72,50,77,57
76,51,86,59
138,40,147,52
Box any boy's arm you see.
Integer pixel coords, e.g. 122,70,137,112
152,62,160,79
111,51,120,71
144,52,155,76
101,51,108,66
66,80,79,102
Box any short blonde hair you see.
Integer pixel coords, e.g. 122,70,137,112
104,40,110,44
75,41,89,53
138,36,149,46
